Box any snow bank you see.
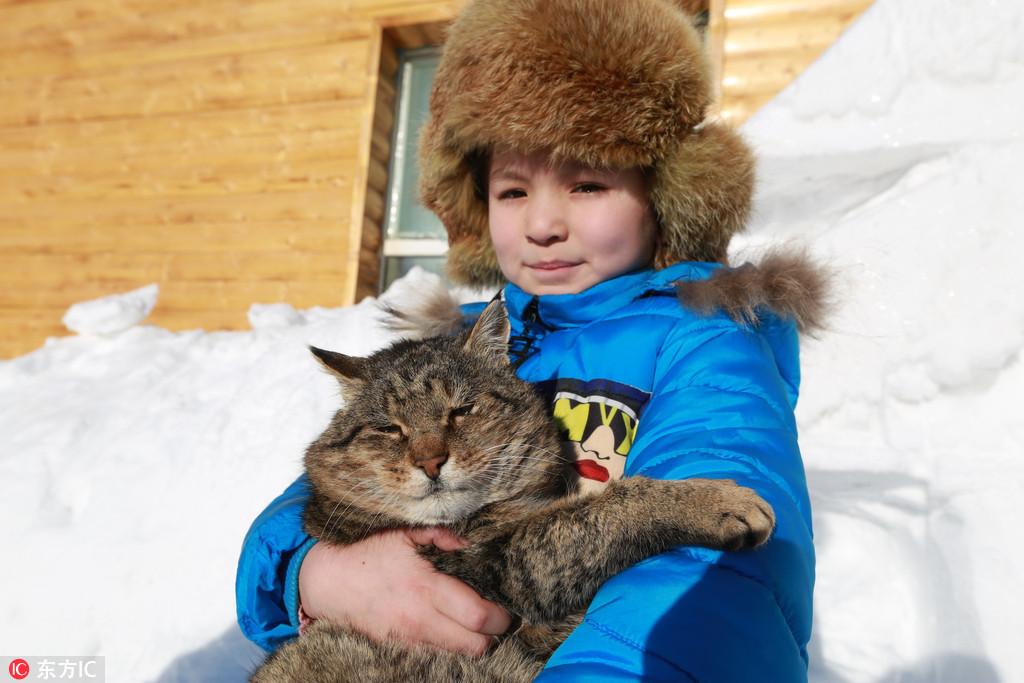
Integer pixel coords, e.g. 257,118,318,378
743,0,1024,155
1,0,1022,680
739,1,1024,680
0,274,423,680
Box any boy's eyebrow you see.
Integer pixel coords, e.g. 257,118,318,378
489,167,529,182
491,166,612,181
560,160,614,178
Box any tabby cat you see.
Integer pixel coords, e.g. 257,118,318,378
251,300,775,683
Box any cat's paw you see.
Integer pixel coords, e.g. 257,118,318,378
683,478,776,551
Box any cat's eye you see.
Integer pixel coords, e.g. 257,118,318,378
325,426,362,450
375,424,404,437
448,404,476,425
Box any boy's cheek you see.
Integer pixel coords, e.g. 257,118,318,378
488,216,520,261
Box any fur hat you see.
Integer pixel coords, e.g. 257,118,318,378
419,0,755,288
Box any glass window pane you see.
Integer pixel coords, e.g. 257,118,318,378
386,49,447,241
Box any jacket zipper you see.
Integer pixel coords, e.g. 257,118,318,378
509,296,543,369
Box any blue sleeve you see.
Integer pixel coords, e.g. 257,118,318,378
235,473,318,652
538,319,815,682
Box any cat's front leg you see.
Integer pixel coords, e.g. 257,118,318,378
626,476,776,551
431,476,774,624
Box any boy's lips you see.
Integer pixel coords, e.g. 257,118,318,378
527,260,582,271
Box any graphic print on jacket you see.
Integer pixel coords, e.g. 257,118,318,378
540,378,650,494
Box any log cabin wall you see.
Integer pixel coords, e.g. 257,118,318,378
0,0,461,359
0,0,869,359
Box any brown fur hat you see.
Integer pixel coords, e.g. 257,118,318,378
419,0,755,288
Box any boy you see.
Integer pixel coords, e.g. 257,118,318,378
236,0,818,679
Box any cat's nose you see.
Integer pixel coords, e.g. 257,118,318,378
416,454,448,480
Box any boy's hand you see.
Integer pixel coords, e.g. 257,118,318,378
297,529,512,656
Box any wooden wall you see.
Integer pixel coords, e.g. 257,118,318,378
0,0,462,359
0,0,869,359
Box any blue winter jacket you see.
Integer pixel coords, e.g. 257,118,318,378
235,262,815,681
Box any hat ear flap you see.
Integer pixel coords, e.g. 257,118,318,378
650,122,755,266
418,121,475,246
446,236,504,288
420,122,501,287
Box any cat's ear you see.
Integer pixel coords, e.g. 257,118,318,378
464,300,510,364
310,346,366,388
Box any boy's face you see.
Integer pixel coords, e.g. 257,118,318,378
487,149,657,295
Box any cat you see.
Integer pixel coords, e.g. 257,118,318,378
251,299,775,683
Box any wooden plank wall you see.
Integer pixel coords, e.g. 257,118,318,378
0,0,463,359
0,0,868,359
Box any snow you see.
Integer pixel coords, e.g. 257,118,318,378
739,0,1024,680
61,284,159,336
1,0,1022,680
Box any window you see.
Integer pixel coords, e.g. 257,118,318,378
380,47,448,290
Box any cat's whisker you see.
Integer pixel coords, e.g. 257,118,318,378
361,489,405,535
325,479,396,539
477,441,563,456
317,465,384,536
487,464,559,480
474,445,558,462
320,498,345,539
478,461,561,492
478,445,568,465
